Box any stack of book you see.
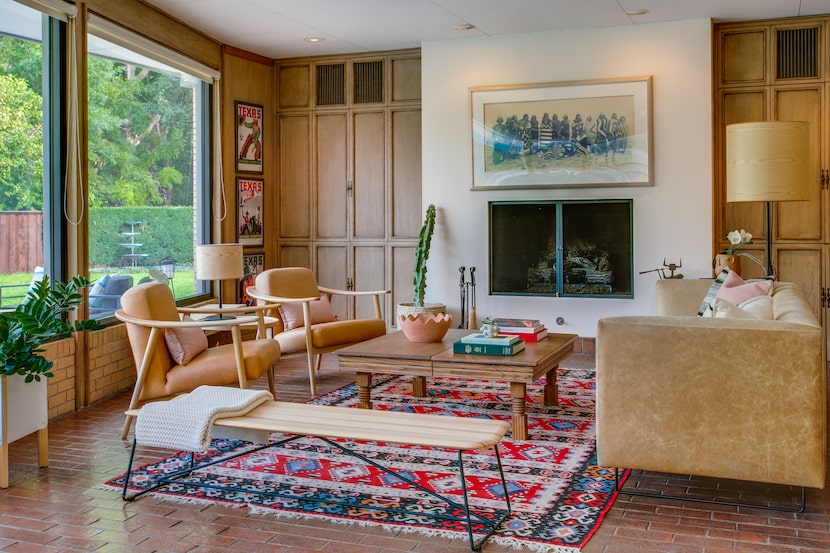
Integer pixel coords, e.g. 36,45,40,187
452,333,526,356
491,318,548,342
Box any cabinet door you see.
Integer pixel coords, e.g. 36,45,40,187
315,244,349,318
773,85,823,242
391,109,422,239
315,112,349,239
353,245,386,320
352,110,386,239
776,245,823,318
278,114,312,239
716,25,768,86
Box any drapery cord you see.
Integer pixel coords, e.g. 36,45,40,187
212,76,227,222
64,13,84,226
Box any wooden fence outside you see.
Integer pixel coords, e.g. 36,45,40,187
0,212,43,274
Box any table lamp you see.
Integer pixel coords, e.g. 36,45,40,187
195,243,243,320
726,121,810,278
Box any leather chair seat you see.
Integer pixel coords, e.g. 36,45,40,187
277,319,387,354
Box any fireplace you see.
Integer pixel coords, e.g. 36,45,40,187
488,200,633,298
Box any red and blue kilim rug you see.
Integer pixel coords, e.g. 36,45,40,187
106,368,626,552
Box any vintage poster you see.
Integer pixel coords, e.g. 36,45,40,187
241,253,264,305
236,101,263,173
237,177,263,246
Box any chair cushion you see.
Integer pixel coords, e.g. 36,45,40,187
310,318,386,348
278,295,337,330
164,316,209,365
164,339,280,396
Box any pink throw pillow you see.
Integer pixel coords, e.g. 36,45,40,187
715,270,772,305
164,316,208,365
278,295,337,330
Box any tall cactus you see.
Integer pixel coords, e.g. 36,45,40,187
412,204,436,307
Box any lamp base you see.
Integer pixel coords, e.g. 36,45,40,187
202,313,236,321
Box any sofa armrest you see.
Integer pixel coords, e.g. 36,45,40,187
596,315,825,488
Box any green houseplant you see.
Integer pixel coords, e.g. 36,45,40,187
397,204,452,341
0,275,100,382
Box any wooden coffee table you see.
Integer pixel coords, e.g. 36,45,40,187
334,329,578,440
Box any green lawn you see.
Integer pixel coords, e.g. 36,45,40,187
0,269,198,308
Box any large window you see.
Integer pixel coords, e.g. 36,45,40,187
86,27,211,318
0,0,46,308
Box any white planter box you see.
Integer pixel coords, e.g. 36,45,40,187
0,375,48,488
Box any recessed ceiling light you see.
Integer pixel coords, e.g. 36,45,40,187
454,23,476,31
625,9,650,16
304,37,325,43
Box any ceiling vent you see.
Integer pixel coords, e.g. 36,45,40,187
354,60,383,104
316,63,345,106
777,27,819,79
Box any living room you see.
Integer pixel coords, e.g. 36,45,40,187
1,0,829,551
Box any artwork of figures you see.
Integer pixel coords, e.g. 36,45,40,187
237,177,263,246
241,253,264,305
236,101,263,173
471,77,652,189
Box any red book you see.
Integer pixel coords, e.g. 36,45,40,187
499,328,548,342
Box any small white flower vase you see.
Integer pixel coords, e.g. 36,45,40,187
480,322,499,337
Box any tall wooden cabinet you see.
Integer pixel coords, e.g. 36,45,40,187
275,49,422,326
714,17,830,342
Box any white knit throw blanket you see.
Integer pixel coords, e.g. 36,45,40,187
135,386,273,452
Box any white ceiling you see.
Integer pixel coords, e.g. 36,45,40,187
142,0,830,59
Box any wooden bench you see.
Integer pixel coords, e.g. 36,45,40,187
123,400,511,552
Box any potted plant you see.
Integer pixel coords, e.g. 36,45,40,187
0,275,99,486
397,204,452,341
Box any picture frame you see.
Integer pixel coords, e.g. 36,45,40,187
241,252,264,305
237,176,263,246
471,76,653,189
235,101,263,173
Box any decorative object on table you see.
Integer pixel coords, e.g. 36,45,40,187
713,229,752,276
194,243,244,320
491,318,548,342
479,316,499,337
726,121,810,279
107,369,625,553
639,258,684,280
0,274,100,488
455,266,478,329
453,337,526,356
397,205,451,341
460,332,519,345
471,76,653,189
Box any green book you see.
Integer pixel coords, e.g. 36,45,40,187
453,339,526,356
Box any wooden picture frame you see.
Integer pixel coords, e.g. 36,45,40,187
471,76,653,189
237,177,263,246
236,101,263,173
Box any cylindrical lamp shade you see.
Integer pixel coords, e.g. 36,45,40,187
195,243,244,281
726,121,811,203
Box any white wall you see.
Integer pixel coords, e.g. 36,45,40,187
421,19,713,338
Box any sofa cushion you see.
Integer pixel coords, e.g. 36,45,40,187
697,268,730,316
711,295,774,320
715,270,772,305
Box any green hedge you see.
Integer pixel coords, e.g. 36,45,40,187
88,206,194,268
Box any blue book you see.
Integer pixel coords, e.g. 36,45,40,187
453,340,526,356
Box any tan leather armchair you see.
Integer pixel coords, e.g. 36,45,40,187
116,281,281,438
246,267,389,396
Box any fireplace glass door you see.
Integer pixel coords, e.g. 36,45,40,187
489,200,633,298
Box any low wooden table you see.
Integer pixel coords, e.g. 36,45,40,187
335,329,578,440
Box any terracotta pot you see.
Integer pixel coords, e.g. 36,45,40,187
396,302,447,318
398,312,452,342
713,253,741,276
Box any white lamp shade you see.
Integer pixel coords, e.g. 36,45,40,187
726,121,811,203
195,243,244,281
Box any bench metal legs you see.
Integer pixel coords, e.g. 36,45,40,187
614,468,807,513
122,436,512,552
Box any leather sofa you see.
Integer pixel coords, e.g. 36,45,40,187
596,278,826,489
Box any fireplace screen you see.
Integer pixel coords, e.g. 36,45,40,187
489,200,633,298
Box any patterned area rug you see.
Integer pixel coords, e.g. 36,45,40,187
106,368,625,553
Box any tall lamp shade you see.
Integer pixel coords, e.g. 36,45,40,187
195,243,244,319
725,121,810,277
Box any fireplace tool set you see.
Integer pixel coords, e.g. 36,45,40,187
457,266,477,329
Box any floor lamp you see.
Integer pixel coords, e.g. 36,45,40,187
195,243,243,320
725,121,810,279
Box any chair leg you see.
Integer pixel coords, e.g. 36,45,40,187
267,364,276,399
306,349,317,397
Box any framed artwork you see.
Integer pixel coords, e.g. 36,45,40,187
237,177,263,246
471,76,653,189
236,101,263,173
241,253,264,305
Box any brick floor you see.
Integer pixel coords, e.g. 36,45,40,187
0,353,827,552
